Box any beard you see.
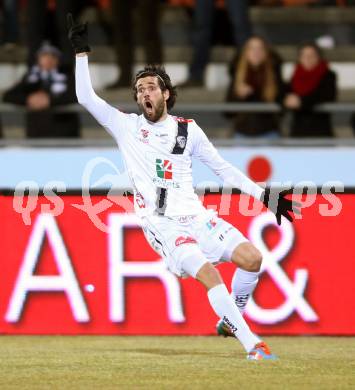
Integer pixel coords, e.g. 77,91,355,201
138,96,165,122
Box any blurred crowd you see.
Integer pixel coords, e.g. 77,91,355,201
0,0,352,139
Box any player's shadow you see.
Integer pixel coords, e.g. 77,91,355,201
122,348,235,358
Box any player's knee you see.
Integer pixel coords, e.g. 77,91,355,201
232,243,262,272
196,262,222,290
243,248,262,272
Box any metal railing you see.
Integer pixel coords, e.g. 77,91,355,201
0,101,354,148
1,102,354,113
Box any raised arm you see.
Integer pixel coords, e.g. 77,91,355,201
192,122,264,200
75,54,117,127
191,122,301,225
67,14,120,133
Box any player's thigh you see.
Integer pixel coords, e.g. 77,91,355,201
141,217,170,259
195,211,249,264
142,216,209,278
173,243,213,280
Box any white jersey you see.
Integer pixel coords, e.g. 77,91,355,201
75,56,264,218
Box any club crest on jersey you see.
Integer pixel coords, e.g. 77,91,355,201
141,129,149,138
176,135,187,149
138,128,150,144
175,236,197,247
156,158,173,180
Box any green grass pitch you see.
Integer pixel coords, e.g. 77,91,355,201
1,336,354,389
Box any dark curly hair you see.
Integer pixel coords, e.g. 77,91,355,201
133,65,177,110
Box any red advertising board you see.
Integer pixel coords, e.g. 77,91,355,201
0,193,354,335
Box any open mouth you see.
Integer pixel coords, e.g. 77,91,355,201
144,101,153,115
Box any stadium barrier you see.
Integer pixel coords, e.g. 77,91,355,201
1,192,354,335
0,145,353,187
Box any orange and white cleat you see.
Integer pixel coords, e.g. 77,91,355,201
247,342,278,360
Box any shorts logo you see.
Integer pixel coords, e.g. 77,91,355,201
175,236,197,247
156,158,173,179
206,218,217,230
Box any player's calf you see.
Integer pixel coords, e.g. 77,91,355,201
193,262,260,353
195,262,223,290
216,242,262,338
228,242,262,313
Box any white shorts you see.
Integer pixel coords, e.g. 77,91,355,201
141,209,249,278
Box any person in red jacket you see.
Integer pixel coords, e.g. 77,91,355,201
283,43,337,137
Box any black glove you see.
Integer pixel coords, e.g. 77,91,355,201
67,13,91,54
262,188,301,225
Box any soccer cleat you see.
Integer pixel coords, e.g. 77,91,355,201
247,342,278,360
216,319,235,338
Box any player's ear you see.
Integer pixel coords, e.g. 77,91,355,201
163,88,170,102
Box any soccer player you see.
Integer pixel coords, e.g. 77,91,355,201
68,14,300,360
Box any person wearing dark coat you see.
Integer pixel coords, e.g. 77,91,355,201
3,42,80,138
283,43,337,137
26,0,79,71
105,0,163,89
180,0,251,88
225,36,284,138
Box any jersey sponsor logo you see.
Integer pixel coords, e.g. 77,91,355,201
176,135,187,149
152,177,180,189
175,236,197,247
156,159,173,180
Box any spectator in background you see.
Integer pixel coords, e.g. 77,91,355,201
3,42,80,138
106,0,163,89
26,0,80,71
350,113,355,137
2,0,19,49
283,43,337,137
225,36,284,138
181,0,251,87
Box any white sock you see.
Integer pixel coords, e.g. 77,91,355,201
207,284,260,352
231,268,259,314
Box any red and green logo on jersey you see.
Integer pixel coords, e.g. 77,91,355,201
156,158,173,180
